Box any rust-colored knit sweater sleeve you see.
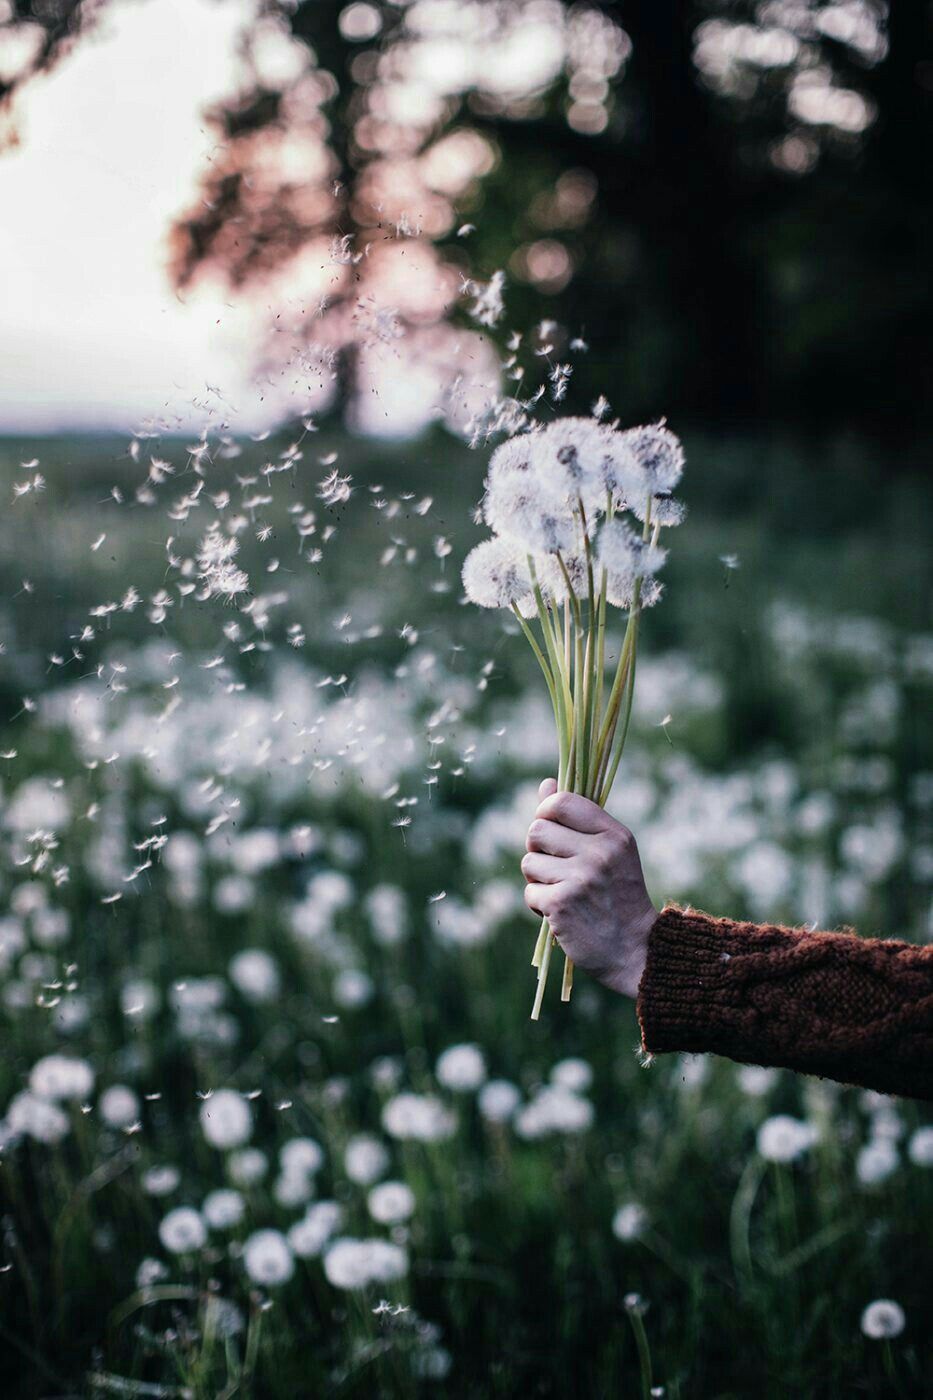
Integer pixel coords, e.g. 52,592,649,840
636,906,933,1101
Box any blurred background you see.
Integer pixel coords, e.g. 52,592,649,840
0,2,931,1397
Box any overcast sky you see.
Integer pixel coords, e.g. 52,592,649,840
0,0,291,435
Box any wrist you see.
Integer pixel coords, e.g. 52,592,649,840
603,903,657,1000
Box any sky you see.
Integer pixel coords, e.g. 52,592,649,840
0,0,293,434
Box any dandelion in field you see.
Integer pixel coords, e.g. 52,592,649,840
550,1057,593,1093
136,1258,169,1288
344,1133,389,1185
202,1188,246,1230
756,1114,818,1163
736,1064,778,1097
227,1147,268,1186
478,1079,521,1124
855,1138,898,1187
278,1137,323,1176
382,1092,456,1143
860,1299,905,1340
287,1201,344,1258
98,1084,140,1129
243,1229,295,1286
142,1165,181,1196
435,1043,487,1092
323,1237,409,1290
461,415,686,1015
365,883,409,946
515,1084,594,1138
6,1090,70,1143
334,968,375,1008
158,1206,207,1255
228,948,280,1002
199,1089,252,1149
907,1126,933,1166
367,1181,416,1225
29,1053,94,1100
612,1203,648,1242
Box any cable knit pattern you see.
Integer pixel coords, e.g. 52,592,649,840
636,905,933,1101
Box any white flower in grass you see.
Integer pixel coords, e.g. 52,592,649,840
856,1139,898,1187
612,1203,647,1242
199,1090,251,1150
860,1299,905,1340
29,1054,94,1101
736,1065,778,1098
274,1171,315,1209
203,1296,244,1338
333,969,374,1009
203,1188,246,1230
323,1237,408,1291
214,875,254,914
515,1086,594,1138
227,1147,268,1186
229,949,280,1003
907,1126,933,1166
344,1133,389,1185
382,1093,456,1143
367,1181,415,1225
143,1165,180,1197
121,978,159,1020
365,884,409,947
550,1058,593,1094
461,538,535,614
136,1257,168,1288
756,1114,818,1163
243,1229,294,1286
159,1207,207,1255
478,1079,521,1124
412,1346,453,1381
280,1137,324,1176
435,1044,487,1092
99,1085,140,1129
287,1201,343,1258
6,1090,70,1144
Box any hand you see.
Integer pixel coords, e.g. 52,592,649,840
521,778,658,1000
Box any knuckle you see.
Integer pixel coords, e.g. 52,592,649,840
520,852,534,875
527,819,547,847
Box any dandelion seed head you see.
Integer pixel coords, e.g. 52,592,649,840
461,538,534,614
243,1228,295,1286
860,1299,905,1340
158,1206,207,1255
323,1236,408,1290
367,1180,415,1225
619,422,685,493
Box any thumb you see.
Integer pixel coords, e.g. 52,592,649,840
538,777,558,801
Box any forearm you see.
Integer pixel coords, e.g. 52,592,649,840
636,906,933,1101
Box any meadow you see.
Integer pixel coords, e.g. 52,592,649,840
0,427,930,1399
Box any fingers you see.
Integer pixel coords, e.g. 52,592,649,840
520,850,568,884
536,789,609,835
523,881,559,917
538,777,558,801
526,817,586,857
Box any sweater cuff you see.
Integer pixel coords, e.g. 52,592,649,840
636,904,770,1056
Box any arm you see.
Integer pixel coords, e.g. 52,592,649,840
522,781,933,1102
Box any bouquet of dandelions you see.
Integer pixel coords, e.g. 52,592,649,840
461,416,685,1018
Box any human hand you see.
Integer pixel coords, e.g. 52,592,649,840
521,779,657,1000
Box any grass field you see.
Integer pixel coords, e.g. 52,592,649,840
0,428,930,1398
